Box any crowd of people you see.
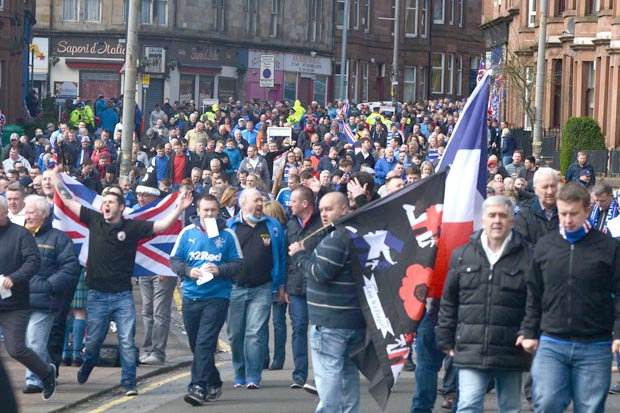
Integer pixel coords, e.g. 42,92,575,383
0,93,619,413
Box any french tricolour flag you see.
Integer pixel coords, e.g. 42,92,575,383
431,72,490,297
53,173,182,277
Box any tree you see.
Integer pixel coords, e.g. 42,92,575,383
560,117,605,174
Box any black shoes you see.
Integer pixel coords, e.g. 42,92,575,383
23,384,43,394
207,385,222,401
42,364,57,401
77,362,94,384
184,385,207,406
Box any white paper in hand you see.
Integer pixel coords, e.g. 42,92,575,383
0,275,12,300
204,218,220,238
196,268,214,286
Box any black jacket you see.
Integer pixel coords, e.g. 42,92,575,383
514,198,559,245
166,153,193,182
520,229,620,343
29,220,80,313
285,209,325,296
0,221,41,311
436,230,531,371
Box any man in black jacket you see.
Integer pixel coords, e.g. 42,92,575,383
289,191,365,412
436,196,530,412
514,167,559,245
285,186,324,388
518,183,620,412
0,197,57,400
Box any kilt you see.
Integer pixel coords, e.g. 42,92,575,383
70,269,88,309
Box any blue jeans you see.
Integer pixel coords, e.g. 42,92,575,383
457,369,522,413
289,294,309,382
410,313,445,413
310,325,364,413
25,311,56,387
271,301,287,363
183,297,228,391
227,282,272,385
83,290,137,388
531,338,612,413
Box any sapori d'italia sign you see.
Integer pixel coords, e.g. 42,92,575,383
54,39,126,58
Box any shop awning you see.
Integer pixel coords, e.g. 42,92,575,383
65,59,125,72
179,64,222,75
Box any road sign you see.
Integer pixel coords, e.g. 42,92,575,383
142,74,150,88
260,54,275,88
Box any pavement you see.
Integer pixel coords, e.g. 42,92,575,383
2,282,197,413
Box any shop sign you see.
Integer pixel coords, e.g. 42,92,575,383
175,45,235,66
143,47,166,73
283,54,331,76
52,38,126,58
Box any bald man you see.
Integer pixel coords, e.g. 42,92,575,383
289,191,365,412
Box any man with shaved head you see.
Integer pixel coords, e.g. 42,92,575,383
289,191,365,412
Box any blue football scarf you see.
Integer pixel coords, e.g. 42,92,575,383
559,221,591,244
589,198,618,233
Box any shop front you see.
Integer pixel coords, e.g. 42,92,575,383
49,36,125,104
169,43,239,106
246,49,332,105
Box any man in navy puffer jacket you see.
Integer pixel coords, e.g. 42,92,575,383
23,195,80,394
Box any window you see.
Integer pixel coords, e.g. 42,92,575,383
245,0,258,35
431,53,445,94
0,0,3,11
587,0,600,14
270,0,281,37
336,0,346,29
458,0,463,27
404,67,417,103
456,55,463,95
420,0,428,37
433,0,445,24
419,67,426,101
284,72,297,101
308,0,323,42
585,61,595,118
334,61,349,100
405,0,418,37
123,0,129,23
84,0,100,21
361,62,369,101
449,0,455,24
447,54,454,94
528,0,536,27
353,0,360,29
314,76,328,105
141,0,151,24
555,0,566,15
351,61,359,102
63,0,79,21
211,0,225,32
364,0,371,32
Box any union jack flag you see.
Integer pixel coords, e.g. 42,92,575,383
477,58,486,84
53,173,182,277
337,103,357,144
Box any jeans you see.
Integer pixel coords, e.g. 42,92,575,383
410,313,446,413
227,282,272,385
25,311,56,387
310,325,364,413
0,310,52,382
457,369,522,413
271,301,287,363
139,276,177,361
443,356,458,395
531,338,612,413
289,294,309,382
82,290,137,388
183,297,228,391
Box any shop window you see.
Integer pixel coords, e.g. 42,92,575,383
313,75,327,105
199,76,215,104
63,0,79,21
212,0,225,32
84,0,101,22
431,53,445,94
180,74,195,105
284,72,297,101
404,67,417,103
218,78,237,102
405,0,418,38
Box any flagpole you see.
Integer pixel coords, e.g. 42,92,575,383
299,223,333,245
